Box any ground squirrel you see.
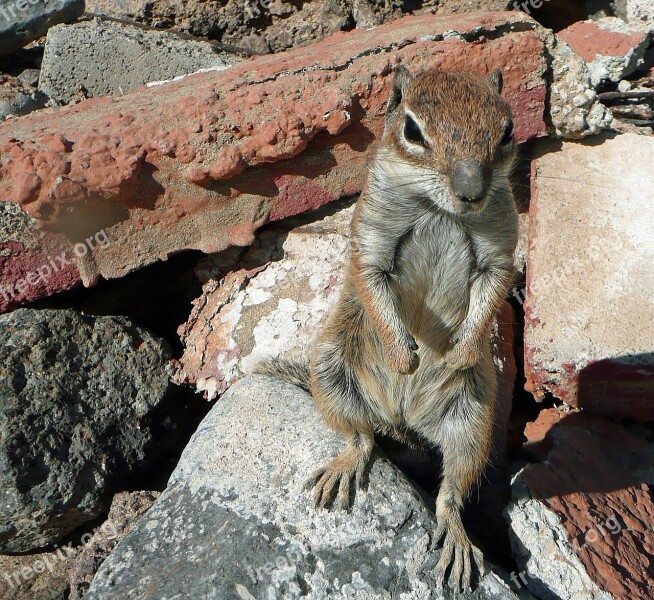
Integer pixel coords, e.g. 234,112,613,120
257,66,518,590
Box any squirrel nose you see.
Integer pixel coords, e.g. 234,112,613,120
451,159,488,203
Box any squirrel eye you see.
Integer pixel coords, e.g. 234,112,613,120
404,115,427,146
501,121,514,145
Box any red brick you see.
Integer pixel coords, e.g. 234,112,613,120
518,409,654,600
0,12,549,310
557,19,649,62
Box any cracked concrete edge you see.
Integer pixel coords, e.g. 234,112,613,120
535,24,614,138
586,33,651,87
505,469,614,600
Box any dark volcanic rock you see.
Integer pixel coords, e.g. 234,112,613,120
0,74,46,120
0,308,174,553
0,0,85,55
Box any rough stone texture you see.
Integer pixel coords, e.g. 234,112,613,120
83,0,608,48
0,11,560,313
84,376,525,600
614,0,654,32
437,0,512,11
0,489,157,599
17,67,40,87
557,18,651,87
542,27,614,137
0,548,73,600
514,212,529,274
525,133,654,420
39,18,243,105
172,201,355,399
84,0,443,55
0,309,175,553
0,74,46,120
69,490,160,599
172,201,516,465
0,0,84,55
506,408,654,600
0,201,82,313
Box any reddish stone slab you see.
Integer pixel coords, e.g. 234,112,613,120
519,408,654,600
0,202,81,313
557,19,649,62
0,11,549,311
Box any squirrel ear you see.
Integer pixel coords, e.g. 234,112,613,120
489,69,503,94
385,65,413,124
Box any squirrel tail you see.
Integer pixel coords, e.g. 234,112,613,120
253,356,311,393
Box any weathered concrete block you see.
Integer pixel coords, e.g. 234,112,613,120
525,133,654,420
0,309,174,552
506,408,653,600
172,202,355,399
39,18,242,104
614,0,654,32
0,0,84,55
84,375,525,599
543,28,614,138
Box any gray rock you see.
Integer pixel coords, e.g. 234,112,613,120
17,67,41,87
85,375,526,599
39,18,242,104
0,74,46,120
0,0,84,56
69,490,160,599
0,308,175,553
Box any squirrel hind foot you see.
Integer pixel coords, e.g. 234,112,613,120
305,434,373,511
432,512,486,592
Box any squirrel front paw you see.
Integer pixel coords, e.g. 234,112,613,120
445,339,481,370
386,335,420,374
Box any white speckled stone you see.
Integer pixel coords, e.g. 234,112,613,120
85,376,527,599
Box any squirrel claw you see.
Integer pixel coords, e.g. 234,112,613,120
387,336,420,374
432,523,485,593
305,461,363,511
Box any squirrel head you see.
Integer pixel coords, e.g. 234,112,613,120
376,66,516,215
